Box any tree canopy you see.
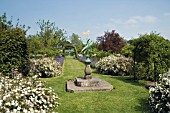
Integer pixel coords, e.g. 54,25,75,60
97,30,126,53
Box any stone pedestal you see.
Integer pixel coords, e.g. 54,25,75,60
76,77,101,87
84,55,92,79
66,77,113,93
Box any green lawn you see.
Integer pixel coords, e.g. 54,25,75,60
42,58,152,113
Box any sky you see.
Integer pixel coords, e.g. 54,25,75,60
0,0,170,42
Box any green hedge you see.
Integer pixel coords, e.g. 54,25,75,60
0,27,29,76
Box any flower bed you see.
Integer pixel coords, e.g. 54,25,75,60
95,54,133,75
0,74,59,112
30,57,62,78
55,56,65,66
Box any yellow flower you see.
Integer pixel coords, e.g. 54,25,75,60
82,31,90,36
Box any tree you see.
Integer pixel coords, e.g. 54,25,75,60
98,30,126,53
121,44,134,57
70,33,83,52
27,35,43,54
0,13,29,76
130,32,170,81
36,20,67,48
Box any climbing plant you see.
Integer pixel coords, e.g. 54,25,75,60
63,44,78,58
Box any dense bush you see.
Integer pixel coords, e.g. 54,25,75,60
0,73,59,112
0,13,29,76
95,55,133,75
95,51,112,60
121,45,134,58
148,70,170,113
30,57,62,78
130,32,170,81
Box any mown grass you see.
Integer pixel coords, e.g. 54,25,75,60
42,58,152,113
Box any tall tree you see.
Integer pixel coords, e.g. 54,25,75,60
98,30,126,53
36,20,66,48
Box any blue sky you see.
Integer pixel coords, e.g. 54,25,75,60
0,0,170,41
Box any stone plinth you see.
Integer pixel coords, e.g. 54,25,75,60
76,77,101,87
66,77,113,93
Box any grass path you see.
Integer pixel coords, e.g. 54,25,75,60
42,58,152,113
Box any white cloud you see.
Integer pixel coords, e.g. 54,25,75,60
125,16,156,25
164,12,170,16
110,18,123,24
110,15,156,27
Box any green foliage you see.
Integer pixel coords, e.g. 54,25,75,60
0,13,29,76
95,54,133,75
0,73,59,112
63,44,78,58
95,51,112,60
148,70,170,112
27,35,43,55
121,45,134,57
36,19,67,48
70,33,83,52
131,32,170,81
30,57,62,78
27,20,67,57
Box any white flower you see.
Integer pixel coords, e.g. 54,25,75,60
3,96,7,101
17,106,21,111
13,109,17,113
23,108,28,113
29,107,34,112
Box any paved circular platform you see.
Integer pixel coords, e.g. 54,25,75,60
66,77,113,93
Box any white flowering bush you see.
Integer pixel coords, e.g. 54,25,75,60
30,57,62,78
148,70,170,113
0,73,59,113
95,54,133,75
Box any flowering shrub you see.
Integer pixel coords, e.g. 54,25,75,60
148,70,170,113
95,54,133,75
30,57,62,78
0,74,59,112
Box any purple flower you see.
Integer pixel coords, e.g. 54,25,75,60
55,56,65,66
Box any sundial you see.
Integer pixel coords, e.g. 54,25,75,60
66,39,113,92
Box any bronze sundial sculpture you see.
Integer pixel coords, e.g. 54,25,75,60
66,39,113,92
81,39,93,79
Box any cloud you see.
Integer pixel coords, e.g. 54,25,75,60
110,15,156,27
164,12,170,16
125,16,157,25
110,18,123,24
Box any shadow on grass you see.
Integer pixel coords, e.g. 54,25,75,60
92,70,141,85
110,76,146,87
134,98,152,113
